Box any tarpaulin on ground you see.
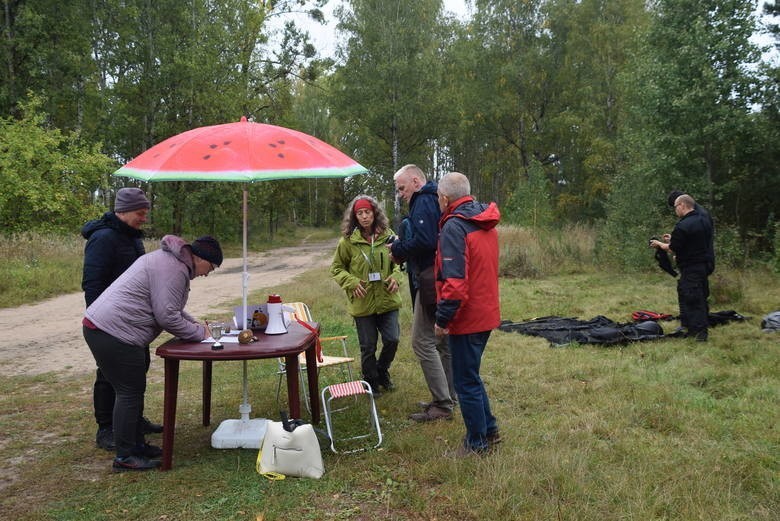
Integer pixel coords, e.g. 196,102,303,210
498,316,664,347
498,310,748,347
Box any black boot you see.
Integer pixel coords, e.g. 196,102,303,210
96,427,115,451
133,442,163,459
378,369,395,392
364,378,383,397
141,417,164,434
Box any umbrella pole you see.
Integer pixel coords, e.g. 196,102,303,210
239,361,250,421
242,185,248,329
240,186,251,415
210,184,269,449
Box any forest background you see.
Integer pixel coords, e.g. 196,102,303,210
1,0,779,271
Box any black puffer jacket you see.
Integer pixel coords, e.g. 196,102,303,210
81,212,145,306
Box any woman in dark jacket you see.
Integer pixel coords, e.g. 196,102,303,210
81,187,155,452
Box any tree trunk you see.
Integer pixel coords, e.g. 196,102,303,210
391,113,400,228
4,0,16,109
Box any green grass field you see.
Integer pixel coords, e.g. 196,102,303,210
0,230,777,520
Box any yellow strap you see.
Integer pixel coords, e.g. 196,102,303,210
256,448,286,480
261,471,286,481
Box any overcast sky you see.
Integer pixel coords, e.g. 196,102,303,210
271,0,470,60
272,0,777,64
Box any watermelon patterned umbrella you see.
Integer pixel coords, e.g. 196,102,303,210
112,117,367,447
113,116,367,324
114,116,367,183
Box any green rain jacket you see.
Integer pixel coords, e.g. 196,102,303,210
330,227,403,318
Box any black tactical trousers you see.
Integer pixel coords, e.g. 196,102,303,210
677,263,710,340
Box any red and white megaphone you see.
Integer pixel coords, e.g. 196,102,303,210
265,294,289,335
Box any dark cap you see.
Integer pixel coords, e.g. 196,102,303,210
191,235,223,267
667,190,684,208
115,187,151,213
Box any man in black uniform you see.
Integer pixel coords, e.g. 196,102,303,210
651,194,714,341
666,190,715,274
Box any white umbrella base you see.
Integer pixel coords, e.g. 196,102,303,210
211,418,269,449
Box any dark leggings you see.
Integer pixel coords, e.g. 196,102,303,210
83,326,148,458
94,346,151,428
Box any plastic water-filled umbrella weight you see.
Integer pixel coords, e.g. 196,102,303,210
113,116,368,448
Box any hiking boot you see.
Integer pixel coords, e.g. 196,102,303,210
112,455,161,472
409,404,452,422
418,399,457,410
378,370,395,392
134,442,163,459
487,431,502,447
96,427,115,451
141,417,163,434
365,380,382,397
444,440,489,459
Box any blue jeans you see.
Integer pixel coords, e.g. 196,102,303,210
449,331,497,451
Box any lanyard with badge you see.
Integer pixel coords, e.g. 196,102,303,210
361,235,382,282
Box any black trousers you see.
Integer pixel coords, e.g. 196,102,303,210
354,310,400,384
84,326,148,457
677,264,710,338
93,341,151,428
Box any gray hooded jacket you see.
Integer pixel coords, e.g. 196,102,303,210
85,235,206,346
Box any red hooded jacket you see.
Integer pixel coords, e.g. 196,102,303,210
434,196,501,335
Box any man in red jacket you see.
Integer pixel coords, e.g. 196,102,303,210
434,172,501,456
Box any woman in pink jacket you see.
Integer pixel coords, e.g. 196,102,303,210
83,235,222,472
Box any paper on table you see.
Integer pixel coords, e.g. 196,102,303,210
201,336,240,344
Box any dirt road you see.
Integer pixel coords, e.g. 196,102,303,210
0,240,335,377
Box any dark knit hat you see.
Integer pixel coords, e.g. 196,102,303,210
191,235,223,267
115,188,150,213
667,190,684,208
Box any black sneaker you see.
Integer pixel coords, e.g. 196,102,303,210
134,442,163,459
112,455,161,472
141,417,164,434
96,427,115,451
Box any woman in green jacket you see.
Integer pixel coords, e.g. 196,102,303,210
330,195,402,394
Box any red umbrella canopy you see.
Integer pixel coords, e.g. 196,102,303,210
113,117,367,182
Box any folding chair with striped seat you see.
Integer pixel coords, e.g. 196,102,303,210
321,380,382,453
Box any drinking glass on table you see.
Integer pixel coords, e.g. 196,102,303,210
211,323,224,350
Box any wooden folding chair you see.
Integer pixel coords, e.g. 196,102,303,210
276,302,355,412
